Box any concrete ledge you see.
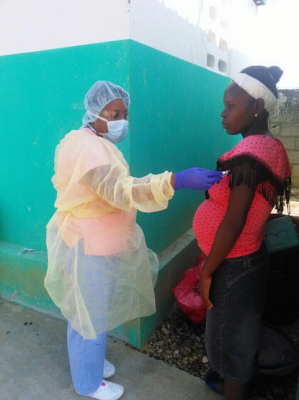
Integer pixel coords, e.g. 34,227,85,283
0,242,59,318
0,230,200,349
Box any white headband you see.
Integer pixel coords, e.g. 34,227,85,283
233,73,280,114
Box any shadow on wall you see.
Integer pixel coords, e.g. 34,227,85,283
131,0,207,67
130,0,251,78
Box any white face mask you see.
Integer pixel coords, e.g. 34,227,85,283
89,113,129,144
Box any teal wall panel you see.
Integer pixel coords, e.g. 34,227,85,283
0,40,130,251
0,38,238,255
0,39,240,346
129,40,238,253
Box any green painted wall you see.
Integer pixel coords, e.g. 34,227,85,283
0,39,239,346
129,40,238,253
0,39,237,254
0,40,130,251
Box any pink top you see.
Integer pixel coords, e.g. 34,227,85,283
193,135,291,258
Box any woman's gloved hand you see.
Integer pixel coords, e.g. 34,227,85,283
174,168,223,191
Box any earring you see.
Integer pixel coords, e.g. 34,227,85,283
255,114,258,117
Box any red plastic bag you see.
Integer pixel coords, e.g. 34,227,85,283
172,253,207,324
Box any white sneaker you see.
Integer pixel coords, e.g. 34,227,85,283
103,359,115,379
88,380,124,400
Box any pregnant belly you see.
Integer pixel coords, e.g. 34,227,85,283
193,200,226,255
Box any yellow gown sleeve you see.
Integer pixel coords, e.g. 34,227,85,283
82,163,174,213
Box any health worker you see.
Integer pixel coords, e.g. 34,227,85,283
45,81,222,400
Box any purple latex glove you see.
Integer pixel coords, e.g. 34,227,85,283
174,168,223,191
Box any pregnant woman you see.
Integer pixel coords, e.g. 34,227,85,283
193,65,291,400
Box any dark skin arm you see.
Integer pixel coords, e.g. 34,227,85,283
171,174,175,189
197,183,256,309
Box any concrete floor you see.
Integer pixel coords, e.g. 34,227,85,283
1,299,220,400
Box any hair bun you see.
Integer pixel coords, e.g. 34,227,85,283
268,66,283,83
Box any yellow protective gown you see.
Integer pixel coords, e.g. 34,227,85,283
45,128,174,339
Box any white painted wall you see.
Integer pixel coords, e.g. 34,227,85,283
0,0,259,79
130,0,258,79
228,0,258,78
0,0,130,56
130,0,209,70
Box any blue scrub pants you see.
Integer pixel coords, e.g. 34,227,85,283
67,323,107,396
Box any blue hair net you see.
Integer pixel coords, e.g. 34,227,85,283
82,81,130,127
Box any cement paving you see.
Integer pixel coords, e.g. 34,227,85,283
1,299,220,400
